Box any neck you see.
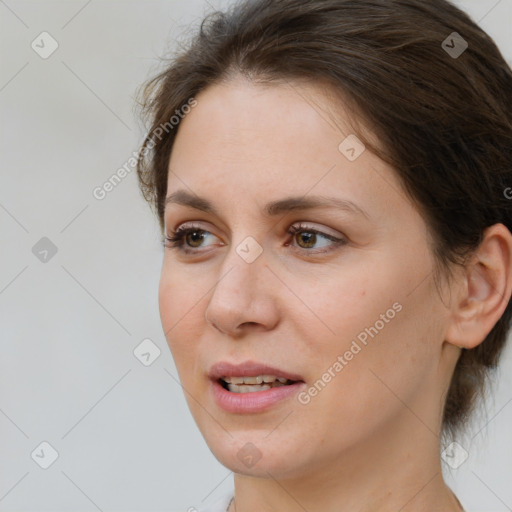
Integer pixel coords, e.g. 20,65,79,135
228,413,462,512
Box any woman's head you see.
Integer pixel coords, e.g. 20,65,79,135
137,0,512,460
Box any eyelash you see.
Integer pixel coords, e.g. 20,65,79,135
163,223,346,255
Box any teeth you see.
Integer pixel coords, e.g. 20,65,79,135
220,375,295,393
222,375,289,384
227,381,289,393
228,383,272,393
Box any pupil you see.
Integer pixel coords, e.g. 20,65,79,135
187,231,203,247
299,232,315,248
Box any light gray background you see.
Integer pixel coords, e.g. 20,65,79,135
1,1,511,511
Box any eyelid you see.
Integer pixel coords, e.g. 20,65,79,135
164,220,347,255
289,222,343,239
166,220,343,239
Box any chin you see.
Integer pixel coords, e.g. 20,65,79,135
202,428,314,480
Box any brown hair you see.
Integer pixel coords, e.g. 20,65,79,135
136,0,512,440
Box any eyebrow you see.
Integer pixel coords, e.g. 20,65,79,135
164,189,370,219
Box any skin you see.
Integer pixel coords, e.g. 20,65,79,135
159,74,512,512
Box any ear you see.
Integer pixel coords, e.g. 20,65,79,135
445,223,512,349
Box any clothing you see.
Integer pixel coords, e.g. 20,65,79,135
192,491,234,512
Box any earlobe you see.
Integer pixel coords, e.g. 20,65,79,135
445,223,512,350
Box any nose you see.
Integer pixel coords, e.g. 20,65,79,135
204,242,280,336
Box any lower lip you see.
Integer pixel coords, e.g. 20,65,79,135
211,379,306,414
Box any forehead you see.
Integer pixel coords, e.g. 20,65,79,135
171,78,357,175
166,76,407,222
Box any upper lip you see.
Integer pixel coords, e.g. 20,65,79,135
209,360,305,382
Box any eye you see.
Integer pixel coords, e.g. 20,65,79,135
164,224,219,254
164,222,346,255
287,223,346,253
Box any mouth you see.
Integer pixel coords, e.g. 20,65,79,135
218,375,300,393
209,360,305,389
208,360,306,413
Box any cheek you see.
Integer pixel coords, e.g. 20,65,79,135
326,284,443,422
297,306,438,446
296,250,441,396
158,262,203,333
287,262,396,355
158,270,176,335
158,264,204,364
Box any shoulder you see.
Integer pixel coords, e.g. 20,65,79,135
190,491,234,512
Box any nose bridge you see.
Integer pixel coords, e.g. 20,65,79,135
205,233,277,332
214,233,267,301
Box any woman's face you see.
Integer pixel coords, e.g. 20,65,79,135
160,76,454,479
